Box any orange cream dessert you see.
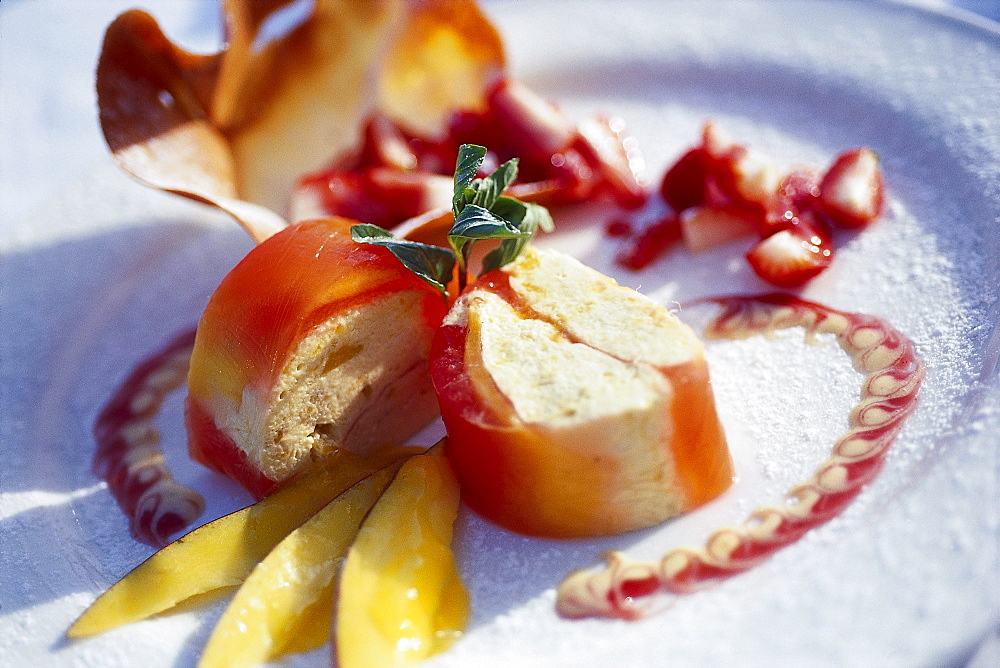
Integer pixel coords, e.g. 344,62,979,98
185,217,449,498
431,246,734,538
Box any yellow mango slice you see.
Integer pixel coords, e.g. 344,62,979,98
198,463,401,667
335,444,469,667
68,450,395,638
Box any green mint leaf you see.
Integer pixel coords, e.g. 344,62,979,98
447,203,530,285
351,224,456,297
450,204,527,240
353,143,556,295
480,242,521,275
523,201,556,234
478,199,554,274
453,144,487,211
472,158,519,210
350,223,395,240
486,195,527,227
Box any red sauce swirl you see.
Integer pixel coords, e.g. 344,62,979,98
93,328,204,547
556,294,925,620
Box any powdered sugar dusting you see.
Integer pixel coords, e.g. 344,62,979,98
2,1,998,666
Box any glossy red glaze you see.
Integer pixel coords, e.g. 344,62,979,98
819,148,885,229
745,227,833,288
659,147,712,212
762,169,823,236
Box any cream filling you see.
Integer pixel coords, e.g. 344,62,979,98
453,247,716,528
221,289,439,481
468,291,668,428
504,246,701,368
462,287,685,527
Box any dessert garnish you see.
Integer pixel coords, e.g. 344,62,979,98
199,463,402,666
353,143,555,296
68,449,401,638
614,123,884,284
293,78,647,230
96,2,644,244
334,443,467,667
92,328,201,546
95,0,506,241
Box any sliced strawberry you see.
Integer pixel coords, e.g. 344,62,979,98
576,115,648,209
819,147,884,229
679,205,761,253
616,215,682,271
669,122,779,213
354,114,419,171
701,122,736,160
761,168,822,237
702,139,780,211
605,217,634,238
292,167,452,229
660,148,712,212
487,78,576,163
718,145,781,208
745,228,832,287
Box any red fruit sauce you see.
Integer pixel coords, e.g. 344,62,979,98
92,328,203,547
556,293,924,620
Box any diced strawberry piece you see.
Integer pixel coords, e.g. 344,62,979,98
547,144,601,200
576,115,648,209
355,114,419,171
616,215,682,271
679,205,762,253
718,145,781,208
448,107,498,145
819,147,884,229
745,228,832,287
660,148,712,212
487,79,576,163
605,217,634,238
701,122,736,160
293,167,452,229
761,168,822,237
675,122,780,212
702,176,735,208
700,137,778,210
367,167,454,217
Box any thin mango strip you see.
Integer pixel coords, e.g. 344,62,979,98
67,450,396,638
198,462,402,667
334,443,469,667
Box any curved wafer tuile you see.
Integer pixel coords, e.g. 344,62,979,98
95,1,505,240
557,293,925,620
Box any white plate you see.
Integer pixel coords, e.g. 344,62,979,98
1,1,998,666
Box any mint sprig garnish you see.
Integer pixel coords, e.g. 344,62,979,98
353,144,553,298
480,198,553,274
351,224,456,296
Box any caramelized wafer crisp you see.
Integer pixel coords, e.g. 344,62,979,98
96,0,505,240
